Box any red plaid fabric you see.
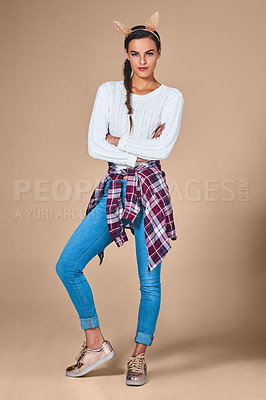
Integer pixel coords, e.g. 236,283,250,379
85,160,177,273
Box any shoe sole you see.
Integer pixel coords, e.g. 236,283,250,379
65,350,116,377
126,378,147,386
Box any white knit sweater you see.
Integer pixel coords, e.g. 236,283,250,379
88,80,184,169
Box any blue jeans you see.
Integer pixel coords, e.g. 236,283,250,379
55,176,162,346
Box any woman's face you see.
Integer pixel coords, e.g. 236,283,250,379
126,37,161,79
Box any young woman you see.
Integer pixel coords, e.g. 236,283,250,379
55,11,184,386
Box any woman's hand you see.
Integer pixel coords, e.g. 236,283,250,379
136,157,148,161
105,133,119,146
105,133,145,162
105,123,165,162
153,122,165,138
137,123,165,162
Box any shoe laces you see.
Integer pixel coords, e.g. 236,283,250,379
127,353,146,373
75,341,88,363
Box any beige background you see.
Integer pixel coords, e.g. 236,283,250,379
1,0,265,399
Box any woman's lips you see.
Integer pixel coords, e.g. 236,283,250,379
138,67,148,70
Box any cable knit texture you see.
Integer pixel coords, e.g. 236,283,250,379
88,80,184,169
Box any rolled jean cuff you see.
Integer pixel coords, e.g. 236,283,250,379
80,315,99,330
134,331,154,346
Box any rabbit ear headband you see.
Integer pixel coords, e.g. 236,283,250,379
113,11,160,43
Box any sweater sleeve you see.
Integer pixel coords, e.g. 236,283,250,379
117,91,184,160
88,82,138,168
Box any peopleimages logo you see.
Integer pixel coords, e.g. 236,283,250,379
13,178,250,221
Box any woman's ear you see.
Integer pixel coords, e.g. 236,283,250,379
125,50,130,61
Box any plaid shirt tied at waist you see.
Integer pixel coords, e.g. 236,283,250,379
84,160,177,273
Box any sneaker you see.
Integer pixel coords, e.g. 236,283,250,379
65,339,116,377
126,352,147,386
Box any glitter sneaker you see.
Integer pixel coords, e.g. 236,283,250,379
126,352,147,386
65,339,116,377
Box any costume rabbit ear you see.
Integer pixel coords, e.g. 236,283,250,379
113,20,132,36
145,11,159,32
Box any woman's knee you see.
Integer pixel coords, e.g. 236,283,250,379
55,246,91,281
55,257,66,280
139,280,161,297
55,255,75,281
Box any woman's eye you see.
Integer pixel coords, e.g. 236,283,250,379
132,53,154,57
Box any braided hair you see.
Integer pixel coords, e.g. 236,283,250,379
122,25,161,134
